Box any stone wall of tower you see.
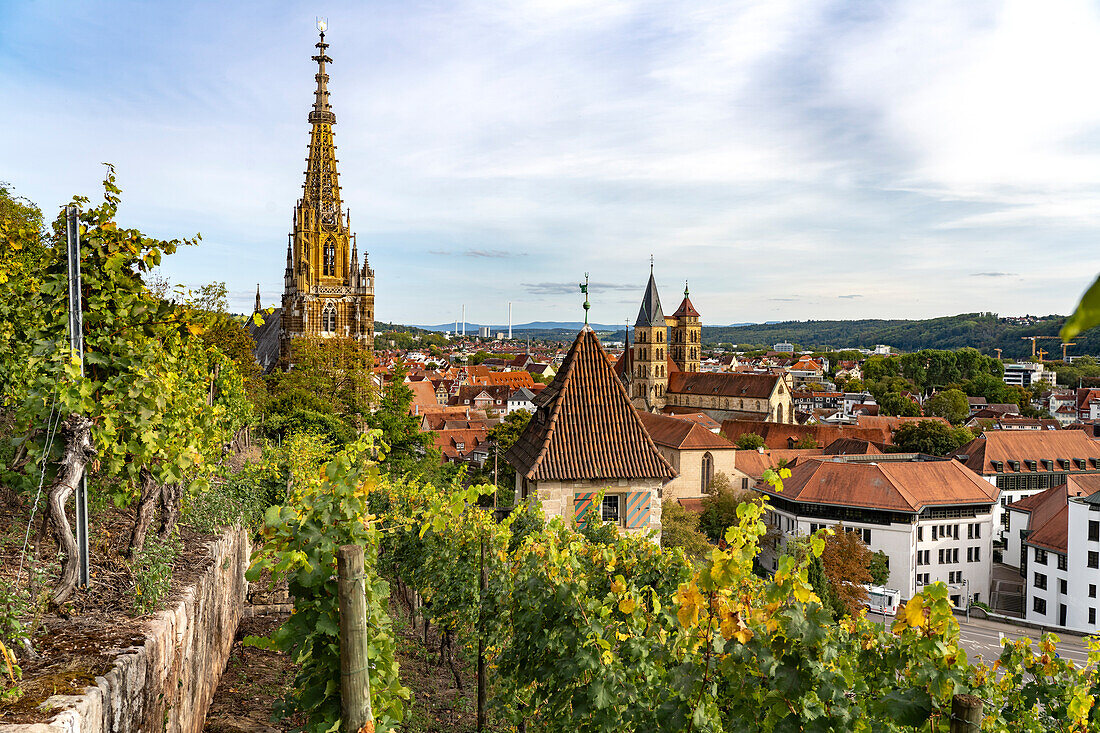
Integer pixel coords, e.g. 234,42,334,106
670,314,701,373
631,323,668,410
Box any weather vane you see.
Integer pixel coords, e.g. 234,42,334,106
579,273,590,326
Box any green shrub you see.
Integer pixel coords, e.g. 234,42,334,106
131,532,181,615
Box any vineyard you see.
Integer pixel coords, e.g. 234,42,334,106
247,434,1100,733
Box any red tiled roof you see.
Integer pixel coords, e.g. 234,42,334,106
671,294,700,318
505,328,677,482
822,438,886,455
721,420,891,449
657,409,722,431
637,411,735,451
407,380,439,409
733,449,823,479
667,371,780,399
856,415,949,432
951,431,1100,474
758,459,999,513
1027,505,1069,554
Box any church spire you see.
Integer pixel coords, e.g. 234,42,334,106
309,27,335,125
254,284,262,313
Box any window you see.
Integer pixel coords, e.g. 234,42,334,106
601,495,620,523
1033,597,1047,615
1091,608,1097,626
701,452,714,494
321,303,337,333
1091,585,1097,599
952,548,959,563
938,548,945,564
1090,551,1099,569
1058,554,1067,571
967,547,981,563
1034,572,1047,590
917,526,924,542
1035,548,1048,565
1060,579,1068,595
1091,521,1100,542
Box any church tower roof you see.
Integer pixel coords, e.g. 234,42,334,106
635,265,666,328
506,328,676,482
672,282,700,318
300,28,345,231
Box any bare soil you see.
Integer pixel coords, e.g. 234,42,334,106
0,504,222,723
202,585,496,733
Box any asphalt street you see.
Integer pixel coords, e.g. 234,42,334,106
864,611,1094,668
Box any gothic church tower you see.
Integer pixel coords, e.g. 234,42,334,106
670,283,701,373
631,266,669,410
279,29,375,363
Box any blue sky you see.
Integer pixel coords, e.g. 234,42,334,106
4,0,1100,327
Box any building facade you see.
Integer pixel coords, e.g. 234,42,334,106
279,30,375,363
757,456,998,605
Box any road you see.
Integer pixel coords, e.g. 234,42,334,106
864,611,1093,668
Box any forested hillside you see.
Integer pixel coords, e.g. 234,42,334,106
704,313,1099,358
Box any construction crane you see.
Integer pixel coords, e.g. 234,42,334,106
1061,342,1076,362
1021,335,1060,359
1037,348,1049,362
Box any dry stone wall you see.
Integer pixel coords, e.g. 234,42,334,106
1,528,249,733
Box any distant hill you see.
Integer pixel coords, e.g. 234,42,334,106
415,320,628,333
704,313,1095,359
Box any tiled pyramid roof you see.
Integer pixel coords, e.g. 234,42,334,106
672,294,700,318
506,327,676,482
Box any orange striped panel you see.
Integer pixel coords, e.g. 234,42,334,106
625,491,651,529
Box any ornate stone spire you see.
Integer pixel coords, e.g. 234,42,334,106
301,28,343,232
254,284,262,313
309,31,336,125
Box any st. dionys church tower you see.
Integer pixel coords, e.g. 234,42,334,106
278,27,375,363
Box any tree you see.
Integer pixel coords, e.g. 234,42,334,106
792,434,819,449
819,526,872,616
0,183,49,409
878,392,921,417
365,364,434,471
698,473,758,542
923,388,970,425
869,551,890,586
483,410,531,497
734,433,766,450
659,500,712,564
267,336,374,422
893,420,974,456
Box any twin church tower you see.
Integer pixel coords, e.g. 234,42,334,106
264,29,376,366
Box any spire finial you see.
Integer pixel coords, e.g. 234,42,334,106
309,19,335,125
579,273,590,326
650,254,654,273
684,280,689,297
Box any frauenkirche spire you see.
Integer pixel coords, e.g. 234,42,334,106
276,23,376,365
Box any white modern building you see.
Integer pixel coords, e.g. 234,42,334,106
951,431,1100,551
1011,474,1100,632
1003,361,1057,389
756,455,998,607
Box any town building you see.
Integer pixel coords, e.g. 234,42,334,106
1008,475,1100,631
636,411,744,502
756,456,998,605
506,387,536,415
506,327,676,537
950,431,1100,550
1003,362,1057,389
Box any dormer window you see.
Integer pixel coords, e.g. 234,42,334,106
1009,460,1021,472
1041,459,1053,471
1076,458,1087,470
1025,459,1037,471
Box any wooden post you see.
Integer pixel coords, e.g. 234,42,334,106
337,544,373,731
477,537,487,731
950,694,982,733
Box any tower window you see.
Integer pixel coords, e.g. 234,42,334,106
322,303,337,333
323,242,336,276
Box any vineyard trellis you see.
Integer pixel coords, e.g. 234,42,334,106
251,435,1100,732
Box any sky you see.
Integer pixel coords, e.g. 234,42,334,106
3,0,1100,328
